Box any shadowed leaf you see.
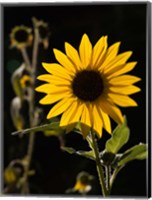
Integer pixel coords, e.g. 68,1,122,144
118,143,147,166
106,117,130,154
61,146,95,160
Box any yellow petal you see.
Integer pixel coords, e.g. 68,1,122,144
81,104,92,127
39,92,71,105
60,101,83,127
53,49,76,73
99,107,112,134
80,104,92,138
108,75,141,86
108,93,138,107
37,74,52,83
92,104,103,138
103,51,133,72
47,97,75,119
65,42,81,70
47,75,71,86
79,34,92,68
99,98,124,124
37,74,71,86
105,62,137,78
35,84,52,93
109,85,141,95
60,102,77,126
91,36,107,68
49,85,71,94
99,42,121,70
42,63,72,80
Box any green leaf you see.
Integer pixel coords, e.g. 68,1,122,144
61,146,95,160
61,146,76,154
11,63,26,100
105,117,130,154
12,122,63,135
118,143,147,166
76,150,95,160
43,129,64,137
12,76,23,99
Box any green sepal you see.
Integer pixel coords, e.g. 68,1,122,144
105,116,130,154
118,143,147,166
61,146,95,160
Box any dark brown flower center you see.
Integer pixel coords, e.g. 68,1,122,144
15,30,29,42
72,70,104,102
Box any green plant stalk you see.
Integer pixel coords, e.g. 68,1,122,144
90,130,108,197
20,48,31,71
110,166,123,190
21,24,40,194
105,165,111,194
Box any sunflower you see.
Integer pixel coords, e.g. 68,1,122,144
73,171,93,194
20,75,31,89
36,34,141,138
10,25,33,49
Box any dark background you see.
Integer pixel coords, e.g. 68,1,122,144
3,2,148,197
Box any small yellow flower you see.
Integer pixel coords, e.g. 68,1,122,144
36,34,141,138
20,75,31,89
10,25,33,49
74,171,93,194
4,167,17,184
74,180,91,194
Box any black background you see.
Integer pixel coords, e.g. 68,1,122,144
3,2,147,197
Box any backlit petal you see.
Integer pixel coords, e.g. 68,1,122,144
65,42,81,70
39,91,71,104
37,74,53,83
91,36,107,68
108,93,138,107
99,98,124,124
79,34,92,68
53,49,76,73
60,100,84,126
109,85,141,95
35,84,52,93
42,63,72,79
108,75,141,86
98,107,112,134
99,41,121,70
102,51,133,72
92,104,103,138
105,62,137,78
45,75,71,86
80,104,91,138
47,97,75,119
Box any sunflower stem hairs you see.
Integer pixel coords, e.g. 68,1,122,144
36,33,141,138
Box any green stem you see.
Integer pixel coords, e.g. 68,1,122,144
21,23,40,194
110,166,123,190
90,130,108,197
105,165,111,194
20,48,31,71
